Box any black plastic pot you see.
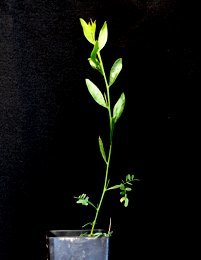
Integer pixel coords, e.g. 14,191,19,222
46,230,109,260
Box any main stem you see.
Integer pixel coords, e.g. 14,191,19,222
90,52,113,236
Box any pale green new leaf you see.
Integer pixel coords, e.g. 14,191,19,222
109,58,122,87
80,18,96,45
98,21,108,51
113,92,126,123
120,197,125,203
98,136,107,164
120,195,129,207
85,79,107,108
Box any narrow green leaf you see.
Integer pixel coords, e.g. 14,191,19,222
85,79,107,108
98,136,107,163
124,197,129,207
93,232,104,238
107,184,121,191
98,21,108,51
90,41,99,57
88,41,102,74
109,58,122,87
80,18,96,45
113,92,126,123
131,175,135,181
126,174,131,181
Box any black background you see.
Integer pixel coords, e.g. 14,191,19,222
0,0,197,259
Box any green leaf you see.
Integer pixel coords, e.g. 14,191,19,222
88,41,102,74
93,232,104,238
120,197,125,203
98,136,107,163
120,183,125,190
88,58,99,71
124,197,129,207
126,174,131,181
92,231,112,238
75,194,89,206
107,184,121,191
109,58,122,87
113,92,126,124
90,41,99,59
98,21,108,51
85,79,107,108
126,174,135,182
80,18,96,45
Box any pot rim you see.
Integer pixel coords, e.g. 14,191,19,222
47,229,107,238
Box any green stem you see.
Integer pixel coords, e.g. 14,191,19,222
90,144,112,235
90,52,114,236
97,53,113,140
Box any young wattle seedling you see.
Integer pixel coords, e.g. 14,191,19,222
75,18,138,237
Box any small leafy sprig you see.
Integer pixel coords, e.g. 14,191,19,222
75,18,137,237
107,174,137,207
